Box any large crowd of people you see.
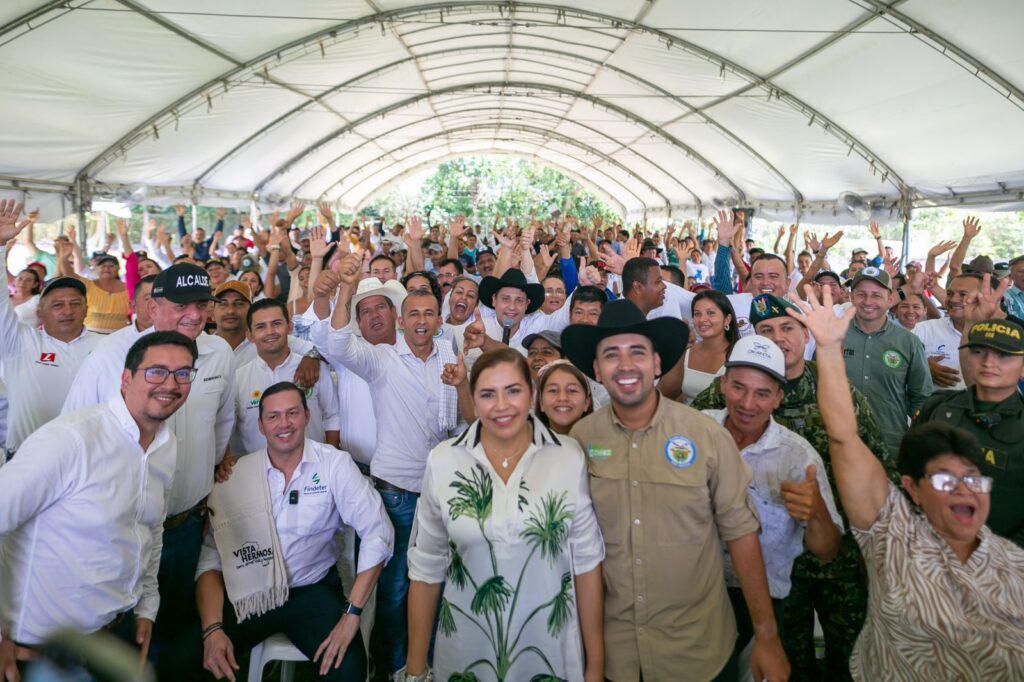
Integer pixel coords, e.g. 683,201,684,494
1,197,1023,682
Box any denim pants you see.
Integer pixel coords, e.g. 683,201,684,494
368,489,418,681
150,509,204,660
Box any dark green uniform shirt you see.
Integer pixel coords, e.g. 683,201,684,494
915,388,1024,548
692,361,896,580
842,317,934,457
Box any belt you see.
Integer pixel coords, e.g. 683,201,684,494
164,503,205,530
372,477,415,495
103,609,133,631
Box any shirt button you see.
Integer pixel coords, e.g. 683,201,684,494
635,558,643,565
631,480,639,487
631,443,638,449
633,518,641,526
637,595,645,602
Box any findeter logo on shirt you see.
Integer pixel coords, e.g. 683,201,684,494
312,473,321,485
303,473,328,495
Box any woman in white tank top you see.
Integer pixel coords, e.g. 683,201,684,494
680,290,738,404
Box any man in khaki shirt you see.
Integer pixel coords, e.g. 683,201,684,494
564,300,789,682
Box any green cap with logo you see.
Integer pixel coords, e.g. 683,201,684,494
749,293,801,328
959,319,1024,356
847,266,891,291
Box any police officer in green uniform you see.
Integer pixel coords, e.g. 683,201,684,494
914,318,1024,547
693,293,896,682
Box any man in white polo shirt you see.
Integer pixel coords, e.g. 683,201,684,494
232,298,340,456
62,262,237,656
0,201,100,460
0,331,196,679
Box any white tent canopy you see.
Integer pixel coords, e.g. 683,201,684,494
2,0,1024,224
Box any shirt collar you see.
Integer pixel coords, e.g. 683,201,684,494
145,326,213,356
852,315,892,336
609,392,664,434
39,325,91,346
453,413,561,451
264,438,319,476
709,409,780,453
107,392,170,455
395,333,438,360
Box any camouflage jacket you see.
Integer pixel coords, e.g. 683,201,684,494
692,361,897,580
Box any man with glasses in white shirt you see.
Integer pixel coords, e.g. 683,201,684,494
0,331,197,681
62,262,237,659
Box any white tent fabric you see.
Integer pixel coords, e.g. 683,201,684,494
2,0,1024,222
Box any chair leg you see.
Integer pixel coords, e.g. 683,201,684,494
247,643,266,682
281,661,295,682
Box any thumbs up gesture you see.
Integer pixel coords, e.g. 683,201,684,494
463,305,487,351
441,352,468,388
780,464,825,523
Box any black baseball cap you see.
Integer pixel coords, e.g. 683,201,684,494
476,246,496,259
40,276,86,299
959,319,1024,356
94,254,119,268
151,263,218,304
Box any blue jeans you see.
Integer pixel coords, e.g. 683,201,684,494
368,489,418,681
150,509,203,661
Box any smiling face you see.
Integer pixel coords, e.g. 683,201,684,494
356,294,397,344
448,279,479,325
749,257,788,297
895,296,926,329
594,333,660,408
493,286,529,328
150,297,210,339
944,275,981,325
137,258,161,278
476,251,496,277
121,344,194,424
538,366,590,431
472,361,533,442
437,262,459,294
239,271,262,297
903,454,990,548
526,337,561,381
692,298,730,341
541,277,566,314
258,388,309,455
205,262,228,286
15,269,40,295
851,279,892,326
212,291,249,335
721,367,783,437
97,260,119,282
38,287,87,339
399,292,441,351
249,305,291,357
570,300,602,326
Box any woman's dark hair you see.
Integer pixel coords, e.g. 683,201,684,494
239,269,264,296
124,331,198,371
17,267,42,295
401,270,443,307
692,289,739,347
898,421,984,481
469,347,533,395
258,381,308,418
534,361,593,428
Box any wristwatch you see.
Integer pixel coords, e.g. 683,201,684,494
401,669,432,682
342,602,363,617
305,347,322,362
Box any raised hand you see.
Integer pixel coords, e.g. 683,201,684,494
104,231,116,250
268,224,287,249
336,252,363,287
406,215,425,242
537,244,556,273
317,202,336,229
66,224,78,244
215,207,227,221
789,223,798,236
601,249,626,275
0,200,32,243
309,224,329,258
240,213,253,231
175,204,187,217
868,221,881,239
713,209,740,245
441,353,468,387
492,226,516,250
285,200,305,226
964,273,1012,323
927,240,958,258
820,231,844,251
789,284,855,349
449,214,467,239
624,235,642,260
962,216,981,239
463,305,487,351
313,269,342,299
882,254,901,277
116,218,129,238
777,225,786,239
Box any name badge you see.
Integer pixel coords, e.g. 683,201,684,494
587,446,613,460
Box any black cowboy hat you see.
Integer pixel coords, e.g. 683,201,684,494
478,268,545,314
561,299,688,379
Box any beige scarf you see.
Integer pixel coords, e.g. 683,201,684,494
207,451,288,622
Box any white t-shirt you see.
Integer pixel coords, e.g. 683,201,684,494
912,317,965,391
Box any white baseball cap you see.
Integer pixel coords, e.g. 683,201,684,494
725,335,786,384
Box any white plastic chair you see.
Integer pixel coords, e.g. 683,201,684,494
248,633,308,682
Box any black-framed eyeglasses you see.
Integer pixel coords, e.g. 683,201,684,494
926,472,993,494
138,366,198,384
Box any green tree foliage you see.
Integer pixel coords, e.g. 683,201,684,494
366,156,621,224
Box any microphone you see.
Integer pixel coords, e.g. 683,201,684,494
501,318,513,346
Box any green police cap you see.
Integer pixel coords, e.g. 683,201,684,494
959,319,1024,356
749,293,802,328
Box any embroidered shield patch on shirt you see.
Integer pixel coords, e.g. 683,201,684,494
664,436,697,468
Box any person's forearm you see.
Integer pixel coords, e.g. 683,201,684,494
70,242,85,274
574,565,604,676
407,242,424,272
773,232,783,254
948,235,972,277
447,232,460,260
519,243,535,277
795,251,827,300
264,251,281,299
456,380,475,423
325,431,341,449
330,284,354,329
713,244,734,294
347,562,382,610
177,215,186,238
803,513,841,563
196,571,226,629
726,533,778,638
308,259,324,301
406,580,442,675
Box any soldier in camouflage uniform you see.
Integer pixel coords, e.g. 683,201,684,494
693,294,896,681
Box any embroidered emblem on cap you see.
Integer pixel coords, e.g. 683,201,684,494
664,436,697,468
862,266,881,277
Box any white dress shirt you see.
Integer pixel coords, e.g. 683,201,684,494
702,409,843,599
321,322,456,492
232,351,340,455
230,334,313,370
63,328,236,514
480,300,573,356
0,396,174,644
310,318,378,466
196,440,394,586
913,317,966,391
0,275,101,451
650,282,755,337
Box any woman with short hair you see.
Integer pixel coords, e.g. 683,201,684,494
406,348,605,682
797,287,1024,680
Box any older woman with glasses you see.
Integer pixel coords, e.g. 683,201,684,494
406,348,605,682
795,287,1024,680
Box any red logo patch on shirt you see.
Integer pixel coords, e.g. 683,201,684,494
39,352,56,363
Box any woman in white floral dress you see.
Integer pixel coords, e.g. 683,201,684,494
406,348,605,682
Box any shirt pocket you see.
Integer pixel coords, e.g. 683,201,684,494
649,473,711,548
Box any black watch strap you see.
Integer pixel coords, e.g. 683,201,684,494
342,602,363,617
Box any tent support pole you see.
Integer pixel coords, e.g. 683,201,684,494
900,192,912,269
74,176,90,251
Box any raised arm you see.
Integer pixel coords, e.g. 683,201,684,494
947,216,980,286
403,216,426,273
789,286,890,530
784,223,797,274
447,214,467,259
794,231,844,300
